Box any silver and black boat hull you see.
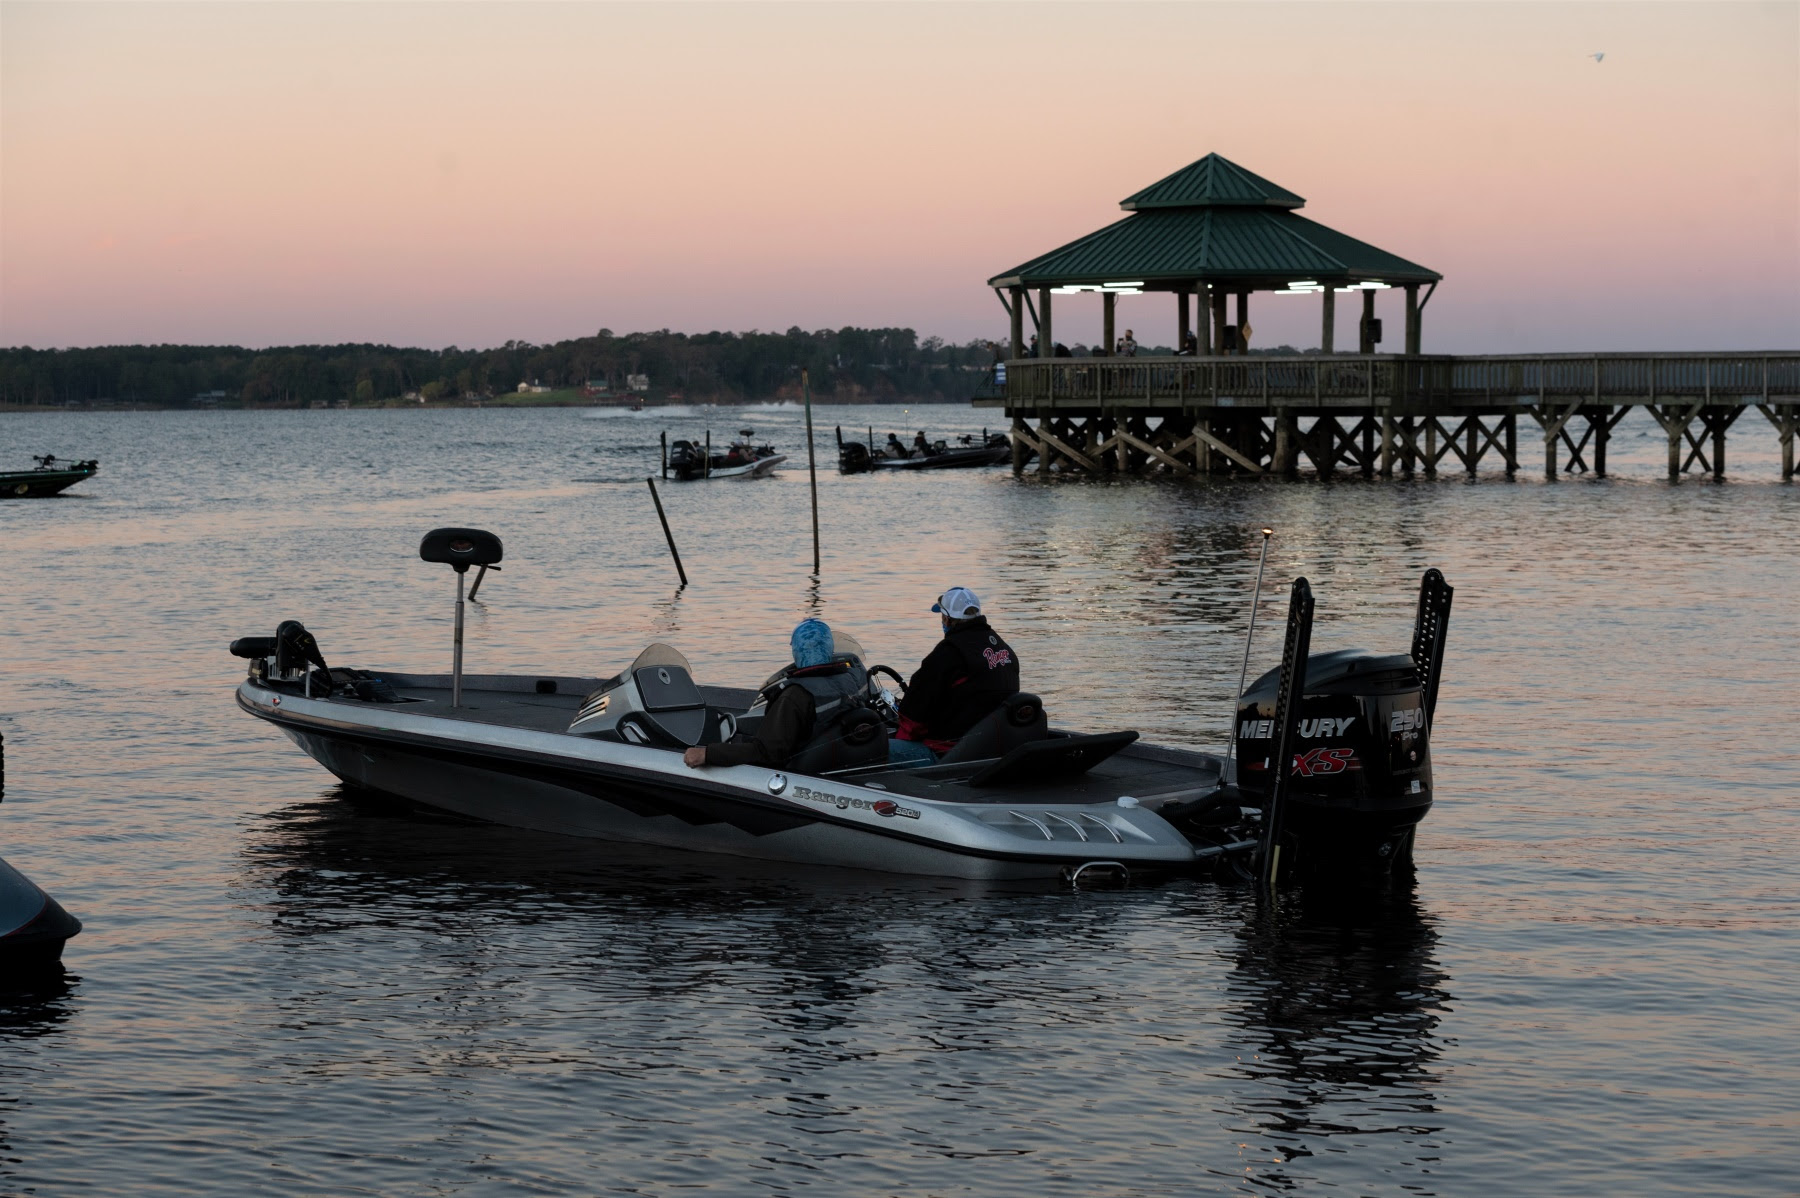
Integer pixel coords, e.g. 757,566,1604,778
239,677,1212,881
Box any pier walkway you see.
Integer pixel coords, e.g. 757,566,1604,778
977,351,1800,480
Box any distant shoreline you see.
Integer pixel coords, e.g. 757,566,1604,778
0,393,971,413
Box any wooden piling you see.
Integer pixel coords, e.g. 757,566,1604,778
646,477,688,587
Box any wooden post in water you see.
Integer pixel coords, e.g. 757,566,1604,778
803,369,821,574
704,429,711,479
645,477,688,587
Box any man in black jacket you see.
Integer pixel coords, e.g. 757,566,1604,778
891,588,1020,765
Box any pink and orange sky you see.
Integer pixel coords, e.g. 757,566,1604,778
2,2,1795,353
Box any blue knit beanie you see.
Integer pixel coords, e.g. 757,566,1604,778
791,618,834,669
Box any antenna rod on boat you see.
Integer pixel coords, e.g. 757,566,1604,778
660,430,667,480
803,369,821,575
645,477,689,587
1226,528,1274,772
452,569,466,707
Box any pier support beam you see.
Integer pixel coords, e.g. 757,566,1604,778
1237,292,1251,351
1758,404,1796,480
1380,415,1395,477
1404,285,1421,355
1009,287,1025,360
1102,293,1116,359
1505,414,1518,477
1211,290,1228,354
1010,417,1029,474
1360,289,1377,354
1651,402,1705,482
1175,290,1189,352
1320,287,1335,354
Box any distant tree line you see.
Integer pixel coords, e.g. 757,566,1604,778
0,328,1005,408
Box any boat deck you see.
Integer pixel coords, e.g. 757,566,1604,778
319,672,1223,806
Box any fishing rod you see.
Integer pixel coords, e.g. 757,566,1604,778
1224,527,1274,773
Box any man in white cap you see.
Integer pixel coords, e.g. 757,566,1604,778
890,587,1020,765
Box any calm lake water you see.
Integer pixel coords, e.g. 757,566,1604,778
2,404,1796,1196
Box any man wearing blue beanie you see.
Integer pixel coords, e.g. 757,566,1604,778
685,619,856,769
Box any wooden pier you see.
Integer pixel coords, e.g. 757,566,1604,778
978,154,1796,482
978,352,1800,481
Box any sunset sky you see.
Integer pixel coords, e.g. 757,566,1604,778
2,1,1795,354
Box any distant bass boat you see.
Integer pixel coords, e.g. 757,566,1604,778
1,455,99,498
666,430,786,480
839,430,1011,474
232,528,1453,885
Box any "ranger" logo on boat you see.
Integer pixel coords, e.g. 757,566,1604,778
790,785,921,819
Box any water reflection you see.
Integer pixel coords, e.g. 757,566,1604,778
1222,885,1452,1189
0,969,79,1040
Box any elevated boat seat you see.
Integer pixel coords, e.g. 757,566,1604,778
937,693,1048,765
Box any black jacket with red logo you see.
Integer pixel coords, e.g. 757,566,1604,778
896,618,1020,750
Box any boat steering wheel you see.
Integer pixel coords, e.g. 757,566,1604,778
868,664,906,697
867,664,906,722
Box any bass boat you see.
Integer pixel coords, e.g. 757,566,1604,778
839,431,1011,474
666,430,786,480
233,528,1453,885
1,455,99,498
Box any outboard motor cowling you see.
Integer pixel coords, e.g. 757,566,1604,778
1236,648,1432,825
1237,569,1452,881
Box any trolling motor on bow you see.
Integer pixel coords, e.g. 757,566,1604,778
1235,569,1454,884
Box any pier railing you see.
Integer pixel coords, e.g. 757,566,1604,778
989,352,1800,411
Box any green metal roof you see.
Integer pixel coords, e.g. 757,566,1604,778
1120,153,1304,210
989,154,1440,289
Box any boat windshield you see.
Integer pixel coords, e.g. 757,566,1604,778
830,629,867,663
627,643,693,674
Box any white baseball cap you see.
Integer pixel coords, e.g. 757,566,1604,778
931,587,983,619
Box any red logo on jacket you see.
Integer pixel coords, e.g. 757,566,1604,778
982,647,1012,669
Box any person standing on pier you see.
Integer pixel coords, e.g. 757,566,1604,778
1121,330,1138,357
889,588,1021,766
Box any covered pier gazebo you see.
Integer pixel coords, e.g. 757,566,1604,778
989,153,1441,358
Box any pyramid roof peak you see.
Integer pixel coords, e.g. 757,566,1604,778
1120,153,1305,211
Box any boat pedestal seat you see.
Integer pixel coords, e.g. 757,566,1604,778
936,693,1048,765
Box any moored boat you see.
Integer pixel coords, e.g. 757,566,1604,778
1,455,100,498
231,528,1454,886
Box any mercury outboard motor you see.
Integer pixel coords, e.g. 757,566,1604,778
838,441,874,474
1236,569,1452,879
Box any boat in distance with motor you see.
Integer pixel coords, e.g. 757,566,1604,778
232,528,1452,884
1,455,99,498
665,430,786,480
838,429,1012,473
